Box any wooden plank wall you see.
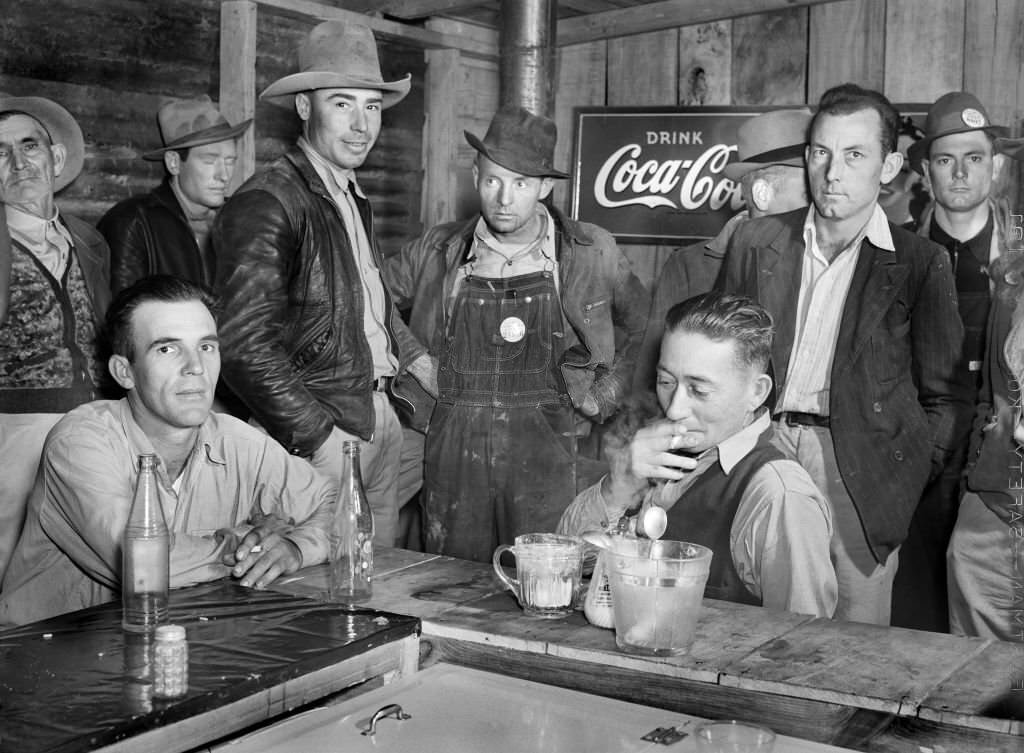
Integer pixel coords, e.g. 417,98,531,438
0,0,426,258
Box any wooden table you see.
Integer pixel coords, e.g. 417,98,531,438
271,548,1024,752
0,581,420,753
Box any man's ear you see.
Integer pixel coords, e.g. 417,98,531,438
163,151,181,176
109,354,135,391
295,92,311,122
749,372,772,411
992,152,1007,186
471,161,480,190
49,143,67,179
881,150,904,185
750,178,773,213
538,177,555,200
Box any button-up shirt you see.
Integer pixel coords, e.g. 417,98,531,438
778,204,894,415
558,411,837,617
0,399,335,626
5,204,73,280
299,137,397,379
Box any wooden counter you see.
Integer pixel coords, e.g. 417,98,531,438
270,548,1024,753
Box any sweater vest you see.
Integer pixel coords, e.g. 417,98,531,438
662,430,786,606
0,241,103,412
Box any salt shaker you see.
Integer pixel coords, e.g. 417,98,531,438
152,624,188,698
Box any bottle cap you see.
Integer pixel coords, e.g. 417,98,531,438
155,624,186,641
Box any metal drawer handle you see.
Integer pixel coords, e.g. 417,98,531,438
361,703,412,737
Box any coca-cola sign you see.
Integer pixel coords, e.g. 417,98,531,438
571,107,773,243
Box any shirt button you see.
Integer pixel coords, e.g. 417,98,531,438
872,402,882,413
892,449,904,461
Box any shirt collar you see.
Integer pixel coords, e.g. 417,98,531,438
116,398,227,479
5,203,72,246
717,410,772,474
469,204,553,262
803,203,894,255
297,136,366,200
929,208,994,251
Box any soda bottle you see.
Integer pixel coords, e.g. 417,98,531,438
122,453,169,631
328,441,374,605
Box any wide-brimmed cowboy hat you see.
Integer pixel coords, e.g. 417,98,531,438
143,96,252,160
260,21,411,109
907,91,1008,173
723,109,811,181
466,105,568,179
0,93,84,192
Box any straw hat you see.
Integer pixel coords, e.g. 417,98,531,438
0,93,84,192
260,21,411,109
465,106,568,179
143,96,252,160
907,92,1008,173
723,109,811,181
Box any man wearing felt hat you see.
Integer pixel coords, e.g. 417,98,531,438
634,108,811,391
98,96,251,294
0,93,111,587
213,21,425,548
384,105,650,562
891,91,1015,633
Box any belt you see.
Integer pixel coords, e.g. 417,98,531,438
372,376,392,392
777,411,830,428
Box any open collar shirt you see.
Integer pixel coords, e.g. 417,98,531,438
558,411,837,618
5,203,73,280
778,204,894,416
0,399,335,626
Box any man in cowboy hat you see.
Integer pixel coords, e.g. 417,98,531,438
719,83,964,625
384,105,650,562
213,21,426,547
891,92,1016,633
98,96,251,294
634,108,811,391
0,93,111,586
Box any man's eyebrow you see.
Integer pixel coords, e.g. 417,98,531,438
146,337,182,351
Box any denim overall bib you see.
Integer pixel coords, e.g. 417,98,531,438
422,270,578,562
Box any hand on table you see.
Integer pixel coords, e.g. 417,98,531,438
218,524,302,589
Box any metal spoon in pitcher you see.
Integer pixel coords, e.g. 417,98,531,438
637,504,667,541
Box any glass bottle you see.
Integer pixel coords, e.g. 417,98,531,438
328,441,374,605
122,453,170,632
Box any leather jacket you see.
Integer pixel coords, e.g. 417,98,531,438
212,147,420,456
98,180,214,294
385,209,650,431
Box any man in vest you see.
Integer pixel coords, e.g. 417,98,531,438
559,291,836,617
99,96,251,294
893,92,1013,632
0,93,111,587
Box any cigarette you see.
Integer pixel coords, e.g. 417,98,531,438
250,544,263,554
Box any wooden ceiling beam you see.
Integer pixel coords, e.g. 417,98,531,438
338,0,488,17
255,0,496,56
557,0,844,46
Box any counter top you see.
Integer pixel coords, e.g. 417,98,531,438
270,548,1024,752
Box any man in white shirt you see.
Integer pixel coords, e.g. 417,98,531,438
719,83,964,624
559,291,837,618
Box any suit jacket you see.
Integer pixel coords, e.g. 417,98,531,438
718,207,965,562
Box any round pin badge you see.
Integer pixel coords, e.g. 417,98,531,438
500,316,526,343
961,108,986,129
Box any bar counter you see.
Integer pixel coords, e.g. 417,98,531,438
270,548,1024,753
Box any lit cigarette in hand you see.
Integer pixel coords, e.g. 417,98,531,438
250,544,263,554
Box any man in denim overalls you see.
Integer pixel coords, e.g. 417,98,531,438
387,107,650,562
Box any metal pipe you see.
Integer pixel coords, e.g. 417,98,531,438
498,0,557,117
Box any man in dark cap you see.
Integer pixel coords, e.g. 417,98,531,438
99,96,251,294
893,92,1016,632
213,21,427,547
385,105,650,562
0,93,111,586
634,108,811,391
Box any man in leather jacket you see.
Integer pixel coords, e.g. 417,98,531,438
98,96,251,295
212,21,430,547
385,106,650,562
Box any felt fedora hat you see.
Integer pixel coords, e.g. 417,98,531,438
466,105,568,179
907,91,1008,172
723,108,811,181
0,93,84,192
143,96,252,161
260,21,411,109
994,135,1024,160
